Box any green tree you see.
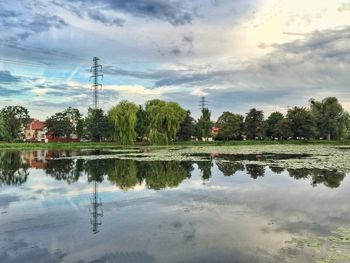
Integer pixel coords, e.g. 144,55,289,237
85,108,110,142
286,107,316,139
265,112,284,138
0,106,30,141
146,99,186,144
196,108,213,138
0,118,11,141
108,100,139,145
135,105,149,140
46,107,81,138
273,118,293,139
244,108,265,139
215,112,243,140
310,97,350,140
177,110,195,141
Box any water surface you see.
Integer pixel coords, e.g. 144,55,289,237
0,149,349,263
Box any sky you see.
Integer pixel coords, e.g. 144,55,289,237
0,0,350,120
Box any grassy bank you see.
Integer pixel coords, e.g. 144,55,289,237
0,139,349,150
0,142,128,150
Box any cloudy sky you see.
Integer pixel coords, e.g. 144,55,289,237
0,0,350,119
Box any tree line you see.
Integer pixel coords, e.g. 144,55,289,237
0,97,348,143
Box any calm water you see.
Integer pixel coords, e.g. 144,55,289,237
0,149,349,263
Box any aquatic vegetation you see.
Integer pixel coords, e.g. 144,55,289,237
112,145,350,174
284,227,350,263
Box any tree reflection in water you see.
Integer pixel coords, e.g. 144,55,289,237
0,151,29,186
197,161,213,181
216,161,244,176
288,168,345,188
0,150,346,190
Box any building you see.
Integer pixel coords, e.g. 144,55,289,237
24,120,47,142
24,119,80,143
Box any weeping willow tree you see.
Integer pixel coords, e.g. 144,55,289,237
146,99,186,144
108,100,139,145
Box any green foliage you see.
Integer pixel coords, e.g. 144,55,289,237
196,108,213,138
273,118,293,139
265,112,284,138
177,110,195,141
244,108,265,139
0,105,30,141
310,97,350,140
46,107,81,138
216,112,243,140
146,99,187,144
287,107,316,139
135,105,149,139
0,118,11,141
85,108,110,142
108,100,139,145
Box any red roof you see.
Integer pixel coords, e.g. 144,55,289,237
31,120,45,130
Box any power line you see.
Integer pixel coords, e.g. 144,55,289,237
90,57,103,109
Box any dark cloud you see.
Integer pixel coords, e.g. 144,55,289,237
99,0,193,26
87,9,125,26
0,71,21,84
0,86,27,96
0,9,20,18
27,14,67,33
0,1,68,42
61,0,194,26
170,47,181,56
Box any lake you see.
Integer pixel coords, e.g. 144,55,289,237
0,147,349,263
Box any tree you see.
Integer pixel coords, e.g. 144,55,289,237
286,107,316,139
85,108,110,142
146,99,186,144
108,100,139,145
135,105,148,140
46,107,81,138
265,112,284,138
310,97,350,140
177,110,195,141
215,112,243,140
0,118,10,141
273,118,293,139
0,106,30,141
244,108,265,139
196,108,213,139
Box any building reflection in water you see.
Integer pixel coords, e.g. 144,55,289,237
90,180,103,234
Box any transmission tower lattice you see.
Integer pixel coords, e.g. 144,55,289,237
90,181,103,234
90,57,103,109
199,96,209,111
